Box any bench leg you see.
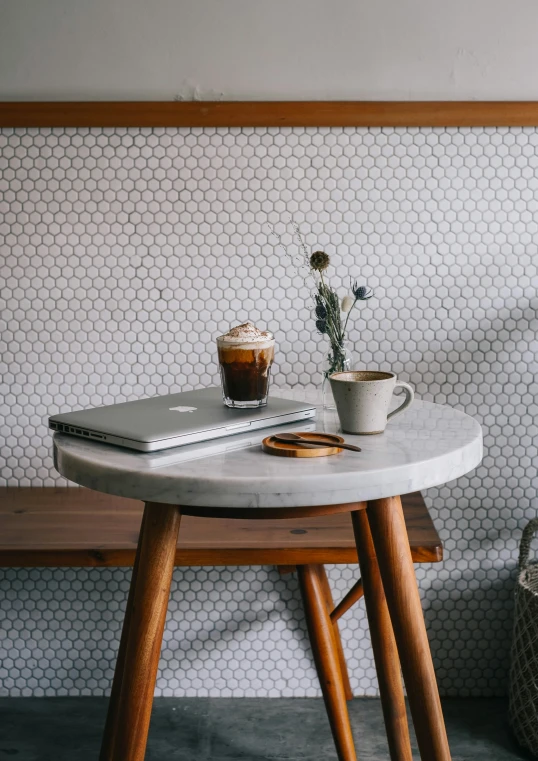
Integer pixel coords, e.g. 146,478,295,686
315,564,353,701
278,564,353,700
366,496,451,761
351,508,413,761
101,502,182,761
298,564,357,761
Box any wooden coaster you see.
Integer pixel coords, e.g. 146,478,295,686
262,432,345,458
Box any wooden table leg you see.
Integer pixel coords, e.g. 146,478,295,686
108,502,182,761
351,509,413,761
330,579,364,624
315,564,354,701
367,496,451,761
298,564,357,761
99,509,148,761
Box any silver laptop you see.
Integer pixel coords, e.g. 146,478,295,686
48,387,316,452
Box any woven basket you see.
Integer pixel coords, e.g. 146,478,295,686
508,518,538,756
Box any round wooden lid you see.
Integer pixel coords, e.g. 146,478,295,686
262,432,344,457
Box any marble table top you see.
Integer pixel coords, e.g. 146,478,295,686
53,389,483,509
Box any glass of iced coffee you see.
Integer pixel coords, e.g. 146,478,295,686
216,323,275,408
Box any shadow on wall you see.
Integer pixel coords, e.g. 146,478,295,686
404,297,538,694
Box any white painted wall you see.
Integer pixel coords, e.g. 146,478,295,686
2,0,538,101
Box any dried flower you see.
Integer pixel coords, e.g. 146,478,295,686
269,218,374,380
352,283,373,300
341,295,354,313
310,251,330,272
315,303,327,319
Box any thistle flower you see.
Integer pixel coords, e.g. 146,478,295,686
269,217,374,382
310,251,330,272
352,283,373,300
341,295,354,313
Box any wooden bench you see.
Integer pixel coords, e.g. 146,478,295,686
0,487,442,701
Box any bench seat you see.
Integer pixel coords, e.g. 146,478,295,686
0,488,442,567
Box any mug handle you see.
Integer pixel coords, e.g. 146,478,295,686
387,381,414,421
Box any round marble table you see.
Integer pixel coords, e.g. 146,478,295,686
54,397,482,761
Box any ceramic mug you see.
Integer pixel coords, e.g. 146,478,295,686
329,370,414,434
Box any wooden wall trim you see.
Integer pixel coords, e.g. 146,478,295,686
2,101,538,128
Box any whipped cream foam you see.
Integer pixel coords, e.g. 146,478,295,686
217,322,274,347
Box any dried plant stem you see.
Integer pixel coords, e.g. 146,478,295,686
269,217,372,379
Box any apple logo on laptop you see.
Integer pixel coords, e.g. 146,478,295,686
169,405,197,413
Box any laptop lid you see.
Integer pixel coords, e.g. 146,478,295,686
49,387,316,451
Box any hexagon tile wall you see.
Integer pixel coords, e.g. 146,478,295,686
1,126,538,697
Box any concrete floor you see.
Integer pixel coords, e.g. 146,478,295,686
0,697,533,760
